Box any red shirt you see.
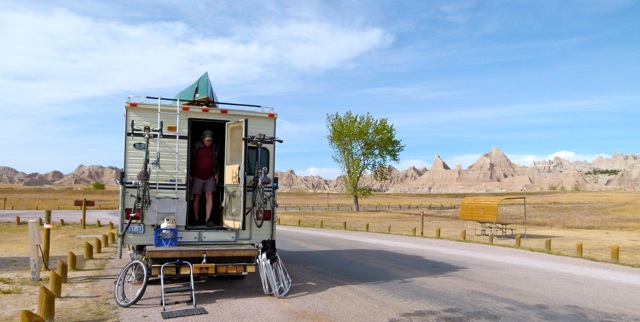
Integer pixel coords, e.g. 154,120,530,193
193,144,216,180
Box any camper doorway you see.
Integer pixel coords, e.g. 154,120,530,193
188,119,227,229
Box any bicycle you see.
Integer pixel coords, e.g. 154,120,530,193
115,121,161,307
243,134,282,228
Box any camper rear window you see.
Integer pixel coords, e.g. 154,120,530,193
246,147,270,175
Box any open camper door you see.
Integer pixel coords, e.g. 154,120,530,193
222,120,246,229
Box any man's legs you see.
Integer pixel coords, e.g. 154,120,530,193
193,194,201,222
204,192,213,223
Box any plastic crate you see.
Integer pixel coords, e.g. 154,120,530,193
154,228,178,247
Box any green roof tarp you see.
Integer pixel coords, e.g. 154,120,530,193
175,72,218,103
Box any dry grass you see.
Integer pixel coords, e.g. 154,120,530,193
277,191,640,267
0,221,119,321
0,184,119,210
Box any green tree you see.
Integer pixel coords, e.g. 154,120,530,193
326,111,404,211
92,181,106,190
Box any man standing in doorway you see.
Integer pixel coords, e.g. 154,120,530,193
191,130,219,227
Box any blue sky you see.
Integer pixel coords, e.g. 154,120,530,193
1,1,639,179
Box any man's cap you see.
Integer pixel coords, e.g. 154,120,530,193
203,130,213,140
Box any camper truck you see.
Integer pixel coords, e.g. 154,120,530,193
116,74,283,289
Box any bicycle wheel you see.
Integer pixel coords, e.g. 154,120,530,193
114,259,149,307
267,256,292,298
257,252,272,295
254,184,265,228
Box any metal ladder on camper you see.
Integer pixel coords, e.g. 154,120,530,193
152,98,184,222
160,260,196,311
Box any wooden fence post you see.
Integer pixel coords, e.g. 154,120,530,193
489,234,494,244
49,271,61,298
68,252,77,271
84,242,93,260
343,221,347,230
43,211,51,268
436,228,441,239
94,238,102,254
515,235,521,247
576,242,583,257
101,234,108,248
420,212,424,237
15,215,20,226
320,219,324,228
96,220,101,228
461,229,466,241
109,231,115,244
57,260,68,283
37,286,55,321
365,223,369,232
545,239,552,252
611,245,620,262
81,199,87,229
386,225,391,234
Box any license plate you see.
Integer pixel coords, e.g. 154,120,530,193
125,223,145,234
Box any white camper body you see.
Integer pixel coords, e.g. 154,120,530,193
118,96,279,276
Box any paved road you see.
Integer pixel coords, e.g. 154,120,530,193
104,225,640,321
0,210,119,224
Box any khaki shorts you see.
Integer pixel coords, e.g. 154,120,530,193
191,177,215,194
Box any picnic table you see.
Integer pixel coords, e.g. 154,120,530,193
475,222,516,238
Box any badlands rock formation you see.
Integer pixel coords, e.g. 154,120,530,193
2,147,639,193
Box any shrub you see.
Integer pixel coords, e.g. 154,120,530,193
92,182,106,190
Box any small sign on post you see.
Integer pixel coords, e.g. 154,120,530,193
75,199,95,229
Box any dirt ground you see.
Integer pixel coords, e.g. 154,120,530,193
0,222,120,321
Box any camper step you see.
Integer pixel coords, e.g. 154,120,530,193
164,285,193,294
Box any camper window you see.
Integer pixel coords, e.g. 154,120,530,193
247,147,270,175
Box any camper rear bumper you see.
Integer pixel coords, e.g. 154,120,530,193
145,244,258,276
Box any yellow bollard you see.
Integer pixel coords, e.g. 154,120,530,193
57,260,68,284
20,310,43,321
515,235,521,248
94,238,102,254
101,234,108,248
68,252,77,271
545,239,552,252
576,242,583,257
611,245,620,262
84,242,93,260
49,271,61,298
36,286,55,321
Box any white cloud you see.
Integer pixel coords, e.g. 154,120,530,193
300,167,341,179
